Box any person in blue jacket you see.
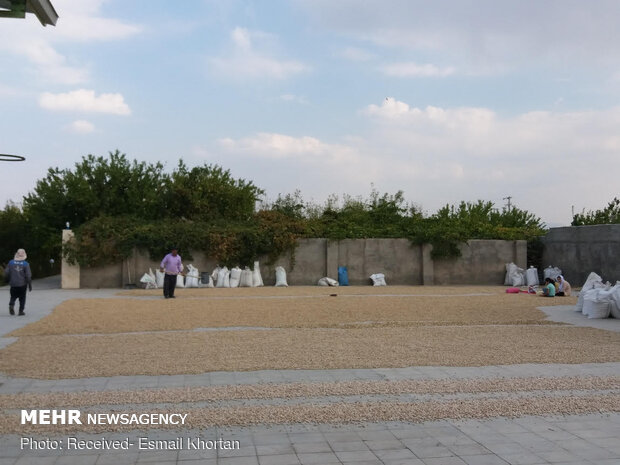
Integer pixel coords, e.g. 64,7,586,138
5,248,32,316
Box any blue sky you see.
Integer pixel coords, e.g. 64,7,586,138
1,0,619,226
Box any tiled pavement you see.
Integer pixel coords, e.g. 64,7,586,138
1,414,619,464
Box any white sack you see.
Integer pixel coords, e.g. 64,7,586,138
318,277,339,286
185,264,200,288
211,266,221,286
239,267,253,287
544,266,562,280
229,267,242,288
155,269,165,288
205,275,214,288
526,267,539,286
609,282,620,319
504,263,517,286
370,273,387,286
510,267,525,287
584,288,611,319
216,266,230,288
275,266,288,287
252,261,264,287
576,272,603,313
140,271,157,289
176,274,185,288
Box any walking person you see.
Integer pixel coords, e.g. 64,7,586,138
5,248,32,315
160,247,183,299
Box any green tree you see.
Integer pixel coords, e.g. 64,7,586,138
572,197,620,225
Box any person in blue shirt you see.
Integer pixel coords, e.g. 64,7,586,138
5,249,32,315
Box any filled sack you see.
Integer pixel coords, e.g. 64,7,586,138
609,282,620,319
318,277,339,286
543,266,562,281
526,267,539,286
155,269,165,288
583,288,611,319
576,272,603,313
216,266,230,288
338,266,349,286
140,269,157,289
511,267,526,287
252,261,264,287
504,263,517,285
275,266,288,287
370,273,387,286
176,274,185,288
239,267,253,287
185,264,200,288
229,267,242,288
211,266,221,287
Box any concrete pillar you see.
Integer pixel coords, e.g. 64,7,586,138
325,240,339,279
422,243,434,285
61,229,80,289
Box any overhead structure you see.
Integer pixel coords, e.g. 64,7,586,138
0,0,58,26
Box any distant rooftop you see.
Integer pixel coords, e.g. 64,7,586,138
0,0,58,26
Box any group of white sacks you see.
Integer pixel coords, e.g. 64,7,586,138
140,261,278,288
505,263,561,287
575,272,620,319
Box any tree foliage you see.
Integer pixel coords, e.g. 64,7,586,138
3,151,547,273
571,197,620,225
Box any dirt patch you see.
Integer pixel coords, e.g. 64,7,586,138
11,292,571,336
1,325,617,379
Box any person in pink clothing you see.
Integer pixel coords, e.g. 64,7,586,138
160,247,183,299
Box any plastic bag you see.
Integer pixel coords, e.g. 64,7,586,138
338,266,349,286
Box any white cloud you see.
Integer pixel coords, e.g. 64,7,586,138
219,132,357,164
381,62,455,78
0,0,141,86
357,97,620,223
39,89,131,115
51,0,142,41
13,40,89,84
209,27,309,79
67,120,95,133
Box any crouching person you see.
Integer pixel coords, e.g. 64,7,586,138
5,248,32,315
541,278,556,297
555,275,571,296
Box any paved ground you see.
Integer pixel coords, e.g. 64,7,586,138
1,279,618,464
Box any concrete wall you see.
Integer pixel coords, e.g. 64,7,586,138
542,225,620,286
76,238,526,288
433,240,527,285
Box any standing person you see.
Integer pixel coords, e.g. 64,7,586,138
5,248,32,316
160,247,183,299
